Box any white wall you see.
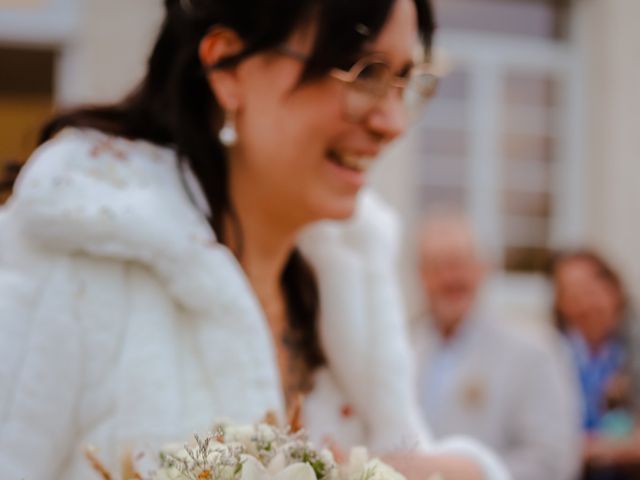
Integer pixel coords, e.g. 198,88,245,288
578,0,640,305
56,0,163,105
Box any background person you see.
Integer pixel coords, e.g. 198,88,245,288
413,213,581,480
552,250,640,479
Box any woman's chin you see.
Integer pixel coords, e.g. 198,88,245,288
313,195,359,222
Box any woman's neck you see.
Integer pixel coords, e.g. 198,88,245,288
225,168,313,409
226,177,301,323
226,216,294,306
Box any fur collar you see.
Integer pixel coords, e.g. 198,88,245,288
11,128,397,314
8,128,427,450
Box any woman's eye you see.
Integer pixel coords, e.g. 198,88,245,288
356,62,389,82
397,65,413,80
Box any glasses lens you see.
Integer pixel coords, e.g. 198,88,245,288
343,61,390,120
404,70,438,119
338,59,438,122
352,62,391,95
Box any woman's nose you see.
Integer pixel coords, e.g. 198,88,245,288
365,90,409,143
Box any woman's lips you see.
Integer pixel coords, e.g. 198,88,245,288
326,149,376,173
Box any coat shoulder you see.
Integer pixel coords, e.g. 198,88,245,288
5,128,212,259
13,128,178,199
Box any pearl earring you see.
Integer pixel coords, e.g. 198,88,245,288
219,111,238,147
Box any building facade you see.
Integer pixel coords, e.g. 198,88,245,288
1,0,639,324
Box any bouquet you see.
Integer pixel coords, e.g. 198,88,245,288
87,422,409,480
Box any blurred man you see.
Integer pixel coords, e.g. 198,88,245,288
413,213,581,480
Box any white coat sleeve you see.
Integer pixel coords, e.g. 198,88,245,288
428,436,512,480
501,340,582,480
311,191,512,480
0,262,82,478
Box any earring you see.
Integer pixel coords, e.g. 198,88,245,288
219,111,238,147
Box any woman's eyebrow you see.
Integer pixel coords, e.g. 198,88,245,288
359,47,416,70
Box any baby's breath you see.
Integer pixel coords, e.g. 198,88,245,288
158,434,245,480
87,422,405,480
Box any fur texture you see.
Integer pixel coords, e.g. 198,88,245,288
0,129,507,479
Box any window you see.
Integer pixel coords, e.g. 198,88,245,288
412,0,582,275
433,0,570,39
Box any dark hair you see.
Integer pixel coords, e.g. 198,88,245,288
39,0,435,387
548,249,626,332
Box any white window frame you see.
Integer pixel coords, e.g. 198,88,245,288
423,29,587,318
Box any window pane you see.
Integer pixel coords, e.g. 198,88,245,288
505,246,550,272
503,133,555,164
500,70,560,272
504,158,551,193
414,66,470,213
419,184,467,210
431,69,469,101
433,0,565,39
420,128,469,160
504,72,558,107
504,190,551,217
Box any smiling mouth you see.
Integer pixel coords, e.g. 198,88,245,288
327,150,375,173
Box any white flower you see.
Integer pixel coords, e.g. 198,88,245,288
273,463,318,480
342,447,406,480
343,447,370,479
359,459,406,480
267,452,287,475
153,437,243,480
224,424,278,444
147,424,404,480
240,456,269,480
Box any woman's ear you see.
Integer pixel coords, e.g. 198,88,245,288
199,28,244,111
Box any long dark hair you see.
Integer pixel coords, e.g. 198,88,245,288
39,0,435,382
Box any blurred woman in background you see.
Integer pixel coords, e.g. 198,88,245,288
552,250,640,479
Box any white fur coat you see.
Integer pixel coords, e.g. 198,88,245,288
0,129,508,479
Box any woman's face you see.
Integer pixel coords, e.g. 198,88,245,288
229,0,420,228
554,258,622,347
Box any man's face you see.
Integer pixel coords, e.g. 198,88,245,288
419,227,485,332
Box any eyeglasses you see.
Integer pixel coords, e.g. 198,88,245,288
276,45,439,122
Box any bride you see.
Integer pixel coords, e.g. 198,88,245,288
0,0,507,478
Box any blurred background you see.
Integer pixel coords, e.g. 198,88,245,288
1,0,639,334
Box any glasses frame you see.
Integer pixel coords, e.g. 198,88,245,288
275,44,439,120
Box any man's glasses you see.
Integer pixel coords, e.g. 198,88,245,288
277,45,439,122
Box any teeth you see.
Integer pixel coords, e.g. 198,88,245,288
332,152,374,172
